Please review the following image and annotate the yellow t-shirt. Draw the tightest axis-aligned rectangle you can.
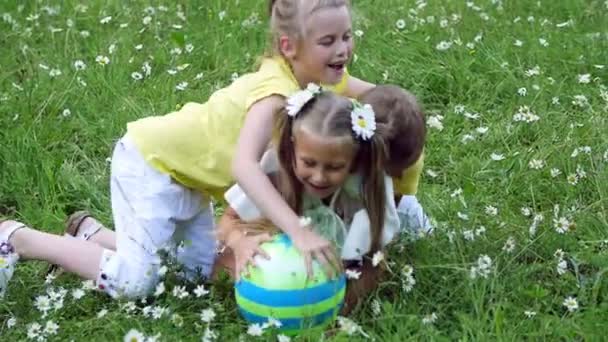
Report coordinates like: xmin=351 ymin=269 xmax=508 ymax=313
xmin=392 ymin=153 xmax=424 ymax=196
xmin=126 ymin=57 xmax=349 ymax=199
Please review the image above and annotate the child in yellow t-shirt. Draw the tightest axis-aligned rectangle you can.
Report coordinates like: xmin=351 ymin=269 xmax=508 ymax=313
xmin=0 ymin=0 xmax=375 ymax=299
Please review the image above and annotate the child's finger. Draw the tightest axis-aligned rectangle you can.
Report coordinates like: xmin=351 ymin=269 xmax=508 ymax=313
xmin=324 ymin=247 xmax=342 ymax=274
xmin=314 ymin=250 xmax=336 ymax=279
xmin=304 ymin=252 xmax=313 ymax=280
xmin=255 ymin=247 xmax=271 ymax=260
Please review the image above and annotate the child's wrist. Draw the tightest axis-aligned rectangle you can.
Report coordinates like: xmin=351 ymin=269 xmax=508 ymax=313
xmin=225 ymin=229 xmax=245 ymax=249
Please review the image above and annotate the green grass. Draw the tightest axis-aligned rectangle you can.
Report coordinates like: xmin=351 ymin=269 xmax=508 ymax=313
xmin=1 ymin=0 xmax=607 ymax=340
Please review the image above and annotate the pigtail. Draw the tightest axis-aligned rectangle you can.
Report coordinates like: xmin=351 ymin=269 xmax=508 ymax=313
xmin=359 ymin=124 xmax=389 ymax=254
xmin=274 ymin=107 xmax=303 ymax=214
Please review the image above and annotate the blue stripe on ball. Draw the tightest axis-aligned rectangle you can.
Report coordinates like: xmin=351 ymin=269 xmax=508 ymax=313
xmin=238 ymin=305 xmax=342 ymax=329
xmin=235 ymin=275 xmax=346 ymax=307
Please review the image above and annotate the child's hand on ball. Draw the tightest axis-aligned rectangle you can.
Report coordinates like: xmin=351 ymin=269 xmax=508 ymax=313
xmin=231 ymin=232 xmax=272 ymax=281
xmin=289 ymin=227 xmax=342 ymax=280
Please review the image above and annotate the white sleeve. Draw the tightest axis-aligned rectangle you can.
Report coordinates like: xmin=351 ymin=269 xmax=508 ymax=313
xmin=223 ymin=149 xmax=279 ymax=221
xmin=340 ymin=175 xmax=400 ymax=260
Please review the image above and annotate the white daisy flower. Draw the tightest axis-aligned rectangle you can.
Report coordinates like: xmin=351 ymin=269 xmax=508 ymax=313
xmin=44 ymin=320 xmax=59 ymax=335
xmin=72 ymin=288 xmax=85 ymax=300
xmin=351 ymin=103 xmax=376 ymax=140
xmin=123 ymin=328 xmax=145 ymax=342
xmin=491 ymin=153 xmax=505 ymax=161
xmin=175 ymin=81 xmax=188 ymax=91
xmin=577 ymin=74 xmax=591 ymax=84
xmin=131 ymin=72 xmax=143 ymax=81
xmin=422 ymin=312 xmax=438 ymax=324
xmin=100 ymin=16 xmax=112 ymax=24
xmin=524 ymin=310 xmax=537 ymax=318
xmin=427 ymin=115 xmax=444 ymax=131
xmin=194 ymin=284 xmax=209 ymax=297
xmin=73 ymin=60 xmax=86 ymax=70
xmin=247 ymin=323 xmax=264 ymax=336
xmin=563 ymin=296 xmax=578 ymax=312
xmin=200 ymin=308 xmax=216 ymax=323
xmin=154 ymin=282 xmax=165 ymax=297
xmin=7 ymin=317 xmax=16 ymax=328
xmin=95 ymin=55 xmax=110 ymax=66
xmin=345 ymin=269 xmax=361 ymax=279
xmin=372 ymin=250 xmax=384 ymax=267
xmin=285 ymin=83 xmax=320 ymax=117
xmin=395 ymin=19 xmax=406 ymax=29
xmin=277 ymin=334 xmax=291 ymax=342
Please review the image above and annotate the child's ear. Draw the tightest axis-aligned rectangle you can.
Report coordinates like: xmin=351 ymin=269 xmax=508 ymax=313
xmin=280 ymin=35 xmax=297 ymax=59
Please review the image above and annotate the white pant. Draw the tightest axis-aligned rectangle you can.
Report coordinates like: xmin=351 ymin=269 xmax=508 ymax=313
xmin=96 ymin=136 xmax=217 ymax=298
xmin=397 ymin=195 xmax=433 ymax=236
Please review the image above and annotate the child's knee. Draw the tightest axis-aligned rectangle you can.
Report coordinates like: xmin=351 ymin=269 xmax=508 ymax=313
xmin=96 ymin=249 xmax=160 ymax=299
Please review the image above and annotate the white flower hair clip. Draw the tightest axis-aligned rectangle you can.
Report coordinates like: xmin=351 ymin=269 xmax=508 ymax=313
xmin=351 ymin=101 xmax=376 ymax=140
xmin=285 ymin=83 xmax=321 ymax=117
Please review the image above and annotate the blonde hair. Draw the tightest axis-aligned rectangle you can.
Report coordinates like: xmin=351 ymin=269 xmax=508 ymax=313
xmin=274 ymin=92 xmax=389 ymax=254
xmin=267 ymin=0 xmax=350 ymax=56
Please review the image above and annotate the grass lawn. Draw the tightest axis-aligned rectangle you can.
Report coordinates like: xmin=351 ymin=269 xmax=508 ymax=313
xmin=1 ymin=0 xmax=607 ymax=340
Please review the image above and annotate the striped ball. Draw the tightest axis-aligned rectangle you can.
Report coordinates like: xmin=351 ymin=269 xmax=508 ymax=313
xmin=235 ymin=234 xmax=345 ymax=334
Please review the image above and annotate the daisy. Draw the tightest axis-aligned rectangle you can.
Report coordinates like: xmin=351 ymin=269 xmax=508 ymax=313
xmin=277 ymin=334 xmax=291 ymax=342
xmin=422 ymin=312 xmax=438 ymax=324
xmin=577 ymin=74 xmax=591 ymax=84
xmin=73 ymin=60 xmax=86 ymax=70
xmin=285 ymin=83 xmax=320 ymax=117
xmin=372 ymin=250 xmax=384 ymax=267
xmin=490 ymin=153 xmax=505 ymax=161
xmin=345 ymin=269 xmax=361 ymax=279
xmin=194 ymin=284 xmax=209 ymax=297
xmin=154 ymin=282 xmax=165 ymax=297
xmin=563 ymin=296 xmax=578 ymax=312
xmin=524 ymin=310 xmax=537 ymax=318
xmin=202 ymin=327 xmax=218 ymax=342
xmin=175 ymin=81 xmax=188 ymax=91
xmin=550 ymin=168 xmax=561 ymax=177
xmin=395 ymin=19 xmax=406 ymax=29
xmin=556 ymin=259 xmax=568 ymax=275
xmin=502 ymin=237 xmax=516 ymax=253
xmin=72 ymin=288 xmax=85 ymax=300
xmin=427 ymin=115 xmax=444 ymax=130
xmin=435 ymin=41 xmax=452 ymax=51
xmin=95 ymin=55 xmax=110 ymax=66
xmin=351 ymin=103 xmax=376 ymax=140
xmin=200 ymin=308 xmax=216 ymax=323
xmin=131 ymin=72 xmax=143 ymax=81
xmin=528 ymin=159 xmax=545 ymax=169
xmin=123 ymin=328 xmax=145 ymax=342
xmin=247 ymin=323 xmax=264 ymax=336
xmin=100 ymin=16 xmax=112 ymax=24
xmin=171 ymin=285 xmax=189 ymax=299
xmin=49 ymin=69 xmax=62 ymax=77
xmin=485 ymin=205 xmax=498 ymax=216
xmin=44 ymin=320 xmax=59 ymax=335
xmin=7 ymin=317 xmax=16 ymax=328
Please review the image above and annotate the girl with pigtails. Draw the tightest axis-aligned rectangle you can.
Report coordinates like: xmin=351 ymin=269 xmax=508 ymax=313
xmin=216 ymin=86 xmax=404 ymax=315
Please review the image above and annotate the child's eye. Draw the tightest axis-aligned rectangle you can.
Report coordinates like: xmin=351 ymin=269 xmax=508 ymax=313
xmin=343 ymin=33 xmax=352 ymax=41
xmin=319 ymin=37 xmax=335 ymax=46
xmin=303 ymin=160 xmax=316 ymax=167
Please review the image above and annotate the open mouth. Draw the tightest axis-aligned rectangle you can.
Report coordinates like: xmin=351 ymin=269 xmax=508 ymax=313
xmin=328 ymin=62 xmax=345 ymax=71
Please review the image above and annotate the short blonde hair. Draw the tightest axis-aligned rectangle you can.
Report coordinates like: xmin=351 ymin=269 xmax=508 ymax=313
xmin=267 ymin=0 xmax=350 ymax=56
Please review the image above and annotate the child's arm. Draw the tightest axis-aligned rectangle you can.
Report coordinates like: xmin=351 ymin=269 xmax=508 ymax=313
xmin=343 ymin=76 xmax=375 ymax=99
xmin=232 ymin=96 xmax=341 ymax=277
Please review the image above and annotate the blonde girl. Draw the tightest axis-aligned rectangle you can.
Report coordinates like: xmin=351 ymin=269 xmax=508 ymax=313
xmin=0 ymin=0 xmax=373 ymax=299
